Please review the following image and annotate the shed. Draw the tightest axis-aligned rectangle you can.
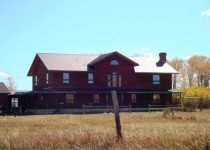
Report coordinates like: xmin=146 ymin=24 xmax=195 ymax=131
xmin=0 ymin=82 xmax=10 ymax=109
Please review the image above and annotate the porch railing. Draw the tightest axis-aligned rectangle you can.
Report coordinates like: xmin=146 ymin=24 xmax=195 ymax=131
xmin=148 ymin=104 xmax=181 ymax=112
xmin=82 ymin=104 xmax=132 ymax=114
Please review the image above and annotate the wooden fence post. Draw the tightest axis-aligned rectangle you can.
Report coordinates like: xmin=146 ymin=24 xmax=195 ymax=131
xmin=83 ymin=104 xmax=85 ymax=114
xmin=111 ymin=90 xmax=123 ymax=140
xmin=148 ymin=104 xmax=150 ymax=113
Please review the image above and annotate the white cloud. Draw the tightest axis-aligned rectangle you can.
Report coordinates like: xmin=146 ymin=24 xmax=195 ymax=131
xmin=0 ymin=72 xmax=10 ymax=77
xmin=201 ymin=9 xmax=210 ymax=17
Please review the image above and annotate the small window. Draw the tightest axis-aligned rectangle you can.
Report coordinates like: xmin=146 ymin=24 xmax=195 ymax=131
xmin=34 ymin=75 xmax=38 ymax=86
xmin=153 ymin=94 xmax=160 ymax=103
xmin=46 ymin=73 xmax=49 ymax=84
xmin=94 ymin=94 xmax=100 ymax=103
xmin=88 ymin=73 xmax=94 ymax=84
xmin=63 ymin=73 xmax=70 ymax=84
xmin=65 ymin=94 xmax=74 ymax=103
xmin=153 ymin=75 xmax=160 ymax=84
xmin=131 ymin=94 xmax=137 ymax=103
xmin=11 ymin=98 xmax=18 ymax=107
xmin=110 ymin=60 xmax=119 ymax=65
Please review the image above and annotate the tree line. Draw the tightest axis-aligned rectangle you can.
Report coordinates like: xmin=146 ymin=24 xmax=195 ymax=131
xmin=168 ymin=55 xmax=210 ymax=88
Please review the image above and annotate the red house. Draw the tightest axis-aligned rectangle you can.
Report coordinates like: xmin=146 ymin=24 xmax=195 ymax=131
xmin=25 ymin=51 xmax=180 ymax=113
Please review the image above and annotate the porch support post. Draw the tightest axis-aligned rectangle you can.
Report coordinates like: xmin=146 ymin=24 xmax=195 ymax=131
xmin=121 ymin=93 xmax=124 ymax=105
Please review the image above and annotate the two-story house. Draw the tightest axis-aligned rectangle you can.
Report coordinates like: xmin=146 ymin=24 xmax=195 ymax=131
xmin=24 ymin=51 xmax=180 ymax=113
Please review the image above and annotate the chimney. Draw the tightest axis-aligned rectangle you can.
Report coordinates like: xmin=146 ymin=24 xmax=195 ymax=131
xmin=156 ymin=52 xmax=167 ymax=67
xmin=159 ymin=52 xmax=167 ymax=62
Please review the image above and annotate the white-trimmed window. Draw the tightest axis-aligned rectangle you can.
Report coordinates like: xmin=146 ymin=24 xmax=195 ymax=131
xmin=34 ymin=75 xmax=38 ymax=86
xmin=153 ymin=75 xmax=160 ymax=84
xmin=88 ymin=73 xmax=94 ymax=84
xmin=94 ymin=94 xmax=100 ymax=103
xmin=110 ymin=60 xmax=119 ymax=65
xmin=107 ymin=75 xmax=111 ymax=87
xmin=131 ymin=94 xmax=137 ymax=103
xmin=118 ymin=75 xmax=122 ymax=87
xmin=63 ymin=73 xmax=70 ymax=84
xmin=11 ymin=98 xmax=18 ymax=107
xmin=107 ymin=73 xmax=122 ymax=87
xmin=153 ymin=94 xmax=161 ymax=103
xmin=46 ymin=73 xmax=49 ymax=84
xmin=112 ymin=72 xmax=117 ymax=87
xmin=65 ymin=94 xmax=74 ymax=103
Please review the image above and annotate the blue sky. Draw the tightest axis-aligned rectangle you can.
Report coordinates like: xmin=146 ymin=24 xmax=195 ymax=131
xmin=0 ymin=0 xmax=210 ymax=90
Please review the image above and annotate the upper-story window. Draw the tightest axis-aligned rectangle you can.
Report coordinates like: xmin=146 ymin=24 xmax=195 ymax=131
xmin=118 ymin=75 xmax=122 ymax=87
xmin=153 ymin=75 xmax=160 ymax=84
xmin=112 ymin=72 xmax=117 ymax=87
xmin=107 ymin=75 xmax=111 ymax=87
xmin=63 ymin=73 xmax=70 ymax=84
xmin=110 ymin=60 xmax=119 ymax=65
xmin=107 ymin=73 xmax=122 ymax=87
xmin=88 ymin=73 xmax=94 ymax=84
xmin=46 ymin=73 xmax=49 ymax=84
xmin=34 ymin=75 xmax=38 ymax=86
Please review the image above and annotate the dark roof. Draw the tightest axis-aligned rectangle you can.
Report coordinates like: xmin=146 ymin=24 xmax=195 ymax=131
xmin=9 ymin=90 xmax=31 ymax=95
xmin=0 ymin=82 xmax=10 ymax=94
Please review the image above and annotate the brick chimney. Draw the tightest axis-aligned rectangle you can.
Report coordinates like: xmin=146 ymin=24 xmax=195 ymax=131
xmin=159 ymin=52 xmax=167 ymax=62
xmin=156 ymin=52 xmax=167 ymax=67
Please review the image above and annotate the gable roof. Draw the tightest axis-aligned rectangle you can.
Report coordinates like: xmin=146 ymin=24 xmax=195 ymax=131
xmin=28 ymin=52 xmax=178 ymax=75
xmin=0 ymin=82 xmax=10 ymax=94
xmin=131 ymin=56 xmax=177 ymax=74
xmin=88 ymin=51 xmax=139 ymax=66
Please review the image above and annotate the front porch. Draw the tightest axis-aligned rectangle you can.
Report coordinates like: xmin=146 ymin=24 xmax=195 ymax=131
xmin=9 ymin=89 xmax=182 ymax=114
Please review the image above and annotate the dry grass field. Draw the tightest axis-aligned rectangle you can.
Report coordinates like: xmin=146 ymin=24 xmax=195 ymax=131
xmin=0 ymin=110 xmax=210 ymax=150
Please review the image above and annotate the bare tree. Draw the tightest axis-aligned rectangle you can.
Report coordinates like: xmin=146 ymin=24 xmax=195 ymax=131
xmin=188 ymin=55 xmax=210 ymax=87
xmin=7 ymin=76 xmax=17 ymax=91
xmin=168 ymin=58 xmax=186 ymax=88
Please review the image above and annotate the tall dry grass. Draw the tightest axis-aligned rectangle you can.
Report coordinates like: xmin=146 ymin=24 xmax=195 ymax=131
xmin=0 ymin=110 xmax=210 ymax=149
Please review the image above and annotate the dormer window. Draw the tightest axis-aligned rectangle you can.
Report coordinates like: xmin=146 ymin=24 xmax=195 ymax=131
xmin=110 ymin=60 xmax=119 ymax=65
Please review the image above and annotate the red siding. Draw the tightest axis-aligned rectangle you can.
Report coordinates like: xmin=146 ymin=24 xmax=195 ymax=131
xmin=31 ymin=53 xmax=172 ymax=91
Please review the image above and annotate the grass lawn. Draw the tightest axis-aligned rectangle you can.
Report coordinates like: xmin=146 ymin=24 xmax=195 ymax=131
xmin=0 ymin=110 xmax=210 ymax=150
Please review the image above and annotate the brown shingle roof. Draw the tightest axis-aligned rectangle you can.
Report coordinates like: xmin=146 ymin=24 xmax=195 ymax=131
xmin=0 ymin=82 xmax=10 ymax=94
